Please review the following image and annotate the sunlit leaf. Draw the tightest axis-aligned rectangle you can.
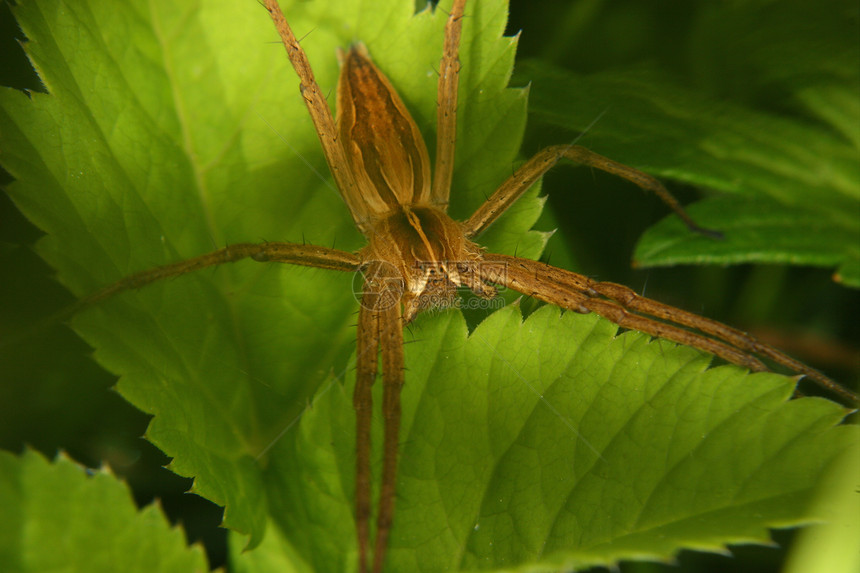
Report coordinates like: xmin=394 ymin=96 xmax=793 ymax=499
xmin=0 ymin=449 xmax=209 ymax=573
xmin=248 ymin=306 xmax=856 ymax=571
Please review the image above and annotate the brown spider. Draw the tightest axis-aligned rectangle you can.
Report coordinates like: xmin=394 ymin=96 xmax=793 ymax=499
xmin=24 ymin=0 xmax=855 ymax=572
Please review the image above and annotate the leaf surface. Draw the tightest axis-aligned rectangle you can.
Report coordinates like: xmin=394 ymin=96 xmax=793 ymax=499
xmin=518 ymin=0 xmax=860 ymax=286
xmin=0 ymin=449 xmax=209 ymax=573
xmin=0 ymin=0 xmax=536 ymax=552
xmin=238 ymin=306 xmax=856 ymax=572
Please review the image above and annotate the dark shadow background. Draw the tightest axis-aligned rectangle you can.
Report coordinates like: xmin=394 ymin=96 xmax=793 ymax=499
xmin=1 ymin=0 xmax=857 ymax=571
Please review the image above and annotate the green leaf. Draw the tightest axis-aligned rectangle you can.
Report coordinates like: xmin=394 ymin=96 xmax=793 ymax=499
xmin=237 ymin=306 xmax=856 ymax=572
xmin=0 ymin=0 xmax=537 ymax=552
xmin=634 ymin=195 xmax=860 ymax=279
xmin=517 ymin=0 xmax=860 ymax=287
xmin=0 ymin=449 xmax=209 ymax=573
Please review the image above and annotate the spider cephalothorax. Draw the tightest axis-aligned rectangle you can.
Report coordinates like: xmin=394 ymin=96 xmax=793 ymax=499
xmin=361 ymin=205 xmax=493 ymax=321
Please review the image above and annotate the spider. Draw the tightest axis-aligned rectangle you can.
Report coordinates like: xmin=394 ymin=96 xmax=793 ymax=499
xmin=6 ymin=0 xmax=855 ymax=572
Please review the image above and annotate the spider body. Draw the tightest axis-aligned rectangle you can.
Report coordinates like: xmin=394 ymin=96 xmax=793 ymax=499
xmin=336 ymin=44 xmax=493 ymax=322
xmin=361 ymin=205 xmax=491 ymax=321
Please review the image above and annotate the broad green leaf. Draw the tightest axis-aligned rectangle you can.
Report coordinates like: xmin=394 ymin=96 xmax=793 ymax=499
xmin=0 ymin=449 xmax=209 ymax=573
xmin=0 ymin=0 xmax=537 ymax=553
xmin=236 ymin=306 xmax=856 ymax=572
xmin=517 ymin=0 xmax=860 ymax=287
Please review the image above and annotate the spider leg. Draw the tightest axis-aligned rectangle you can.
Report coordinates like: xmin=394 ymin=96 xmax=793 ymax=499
xmin=430 ymin=0 xmax=467 ymax=207
xmin=584 ymin=280 xmax=857 ymax=401
xmin=29 ymin=242 xmax=358 ymax=337
xmin=355 ymin=293 xmax=381 ymax=573
xmin=479 ymin=254 xmax=858 ymax=402
xmin=355 ymin=262 xmax=406 ymax=573
xmin=263 ymin=0 xmax=363 ymax=229
xmin=463 ymin=144 xmax=720 ymax=239
xmin=373 ymin=299 xmax=405 ymax=573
